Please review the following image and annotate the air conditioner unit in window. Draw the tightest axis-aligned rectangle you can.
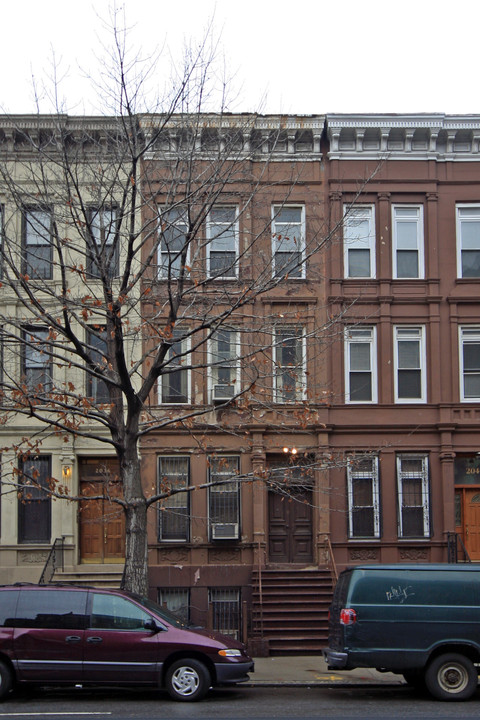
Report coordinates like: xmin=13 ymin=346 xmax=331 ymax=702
xmin=211 ymin=523 xmax=239 ymax=540
xmin=213 ymin=384 xmax=235 ymax=403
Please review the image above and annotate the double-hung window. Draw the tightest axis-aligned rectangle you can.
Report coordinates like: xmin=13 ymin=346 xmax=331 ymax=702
xmin=343 ymin=205 xmax=375 ymax=278
xmin=459 ymin=326 xmax=480 ymax=401
xmin=87 ymin=208 xmax=118 ymax=278
xmin=457 ymin=205 xmax=480 ymax=278
xmin=207 ymin=207 xmax=238 ymax=278
xmin=208 ymin=455 xmax=240 ymax=540
xmin=274 ymin=327 xmax=306 ymax=402
xmin=272 ymin=205 xmax=305 ymax=278
xmin=158 ymin=456 xmax=190 ymax=541
xmin=86 ymin=328 xmax=109 ymax=404
xmin=23 ymin=327 xmax=53 ymax=394
xmin=18 ymin=455 xmax=52 ymax=543
xmin=160 ymin=331 xmax=190 ymax=404
xmin=397 ymin=454 xmax=430 ymax=538
xmin=23 ymin=208 xmax=52 ymax=279
xmin=345 ymin=326 xmax=377 ymax=403
xmin=394 ymin=326 xmax=426 ymax=403
xmin=347 ymin=455 xmax=380 ymax=538
xmin=209 ymin=329 xmax=239 ymax=403
xmin=393 ymin=205 xmax=424 ymax=279
xmin=158 ymin=207 xmax=189 ymax=278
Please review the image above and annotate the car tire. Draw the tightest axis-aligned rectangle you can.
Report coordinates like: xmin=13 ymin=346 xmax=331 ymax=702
xmin=0 ymin=660 xmax=13 ymax=700
xmin=165 ymin=658 xmax=210 ymax=702
xmin=425 ymin=653 xmax=478 ymax=701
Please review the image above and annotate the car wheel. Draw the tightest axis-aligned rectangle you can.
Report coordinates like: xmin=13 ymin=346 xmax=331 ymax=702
xmin=425 ymin=653 xmax=478 ymax=701
xmin=165 ymin=658 xmax=210 ymax=702
xmin=0 ymin=660 xmax=13 ymax=700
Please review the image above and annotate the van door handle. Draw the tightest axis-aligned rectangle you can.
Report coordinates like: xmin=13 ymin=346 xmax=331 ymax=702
xmin=86 ymin=636 xmax=103 ymax=644
xmin=65 ymin=636 xmax=81 ymax=643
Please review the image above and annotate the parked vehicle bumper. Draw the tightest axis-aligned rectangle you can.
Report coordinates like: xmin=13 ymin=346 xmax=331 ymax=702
xmin=215 ymin=660 xmax=254 ymax=684
xmin=324 ymin=649 xmax=348 ymax=669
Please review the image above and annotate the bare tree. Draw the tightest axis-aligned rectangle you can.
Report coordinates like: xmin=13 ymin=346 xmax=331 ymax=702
xmin=0 ymin=16 xmax=359 ymax=595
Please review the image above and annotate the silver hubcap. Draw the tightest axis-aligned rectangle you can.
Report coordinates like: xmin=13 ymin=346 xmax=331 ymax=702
xmin=171 ymin=666 xmax=200 ymax=696
xmin=438 ymin=662 xmax=469 ymax=694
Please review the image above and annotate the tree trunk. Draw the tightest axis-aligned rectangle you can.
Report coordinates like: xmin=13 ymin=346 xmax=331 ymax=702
xmin=120 ymin=454 xmax=149 ymax=596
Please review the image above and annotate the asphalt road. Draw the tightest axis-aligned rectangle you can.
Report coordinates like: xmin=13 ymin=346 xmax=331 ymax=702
xmin=1 ymin=684 xmax=480 ymax=720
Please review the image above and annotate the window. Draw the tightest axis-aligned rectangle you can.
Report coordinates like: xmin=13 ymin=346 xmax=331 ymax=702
xmin=158 ymin=207 xmax=189 ymax=278
xmin=347 ymin=456 xmax=380 ymax=538
xmin=86 ymin=328 xmax=109 ymax=403
xmin=393 ymin=205 xmax=424 ymax=278
xmin=343 ymin=205 xmax=375 ymax=278
xmin=209 ymin=329 xmax=239 ymax=403
xmin=208 ymin=456 xmax=240 ymax=540
xmin=459 ymin=326 xmax=480 ymax=401
xmin=209 ymin=588 xmax=241 ymax=639
xmin=457 ymin=205 xmax=480 ymax=278
xmin=23 ymin=327 xmax=53 ymax=394
xmin=272 ymin=205 xmax=305 ymax=278
xmin=18 ymin=455 xmax=52 ymax=543
xmin=160 ymin=331 xmax=189 ymax=404
xmin=207 ymin=207 xmax=238 ymax=278
xmin=394 ymin=326 xmax=426 ymax=403
xmin=87 ymin=207 xmax=118 ymax=278
xmin=274 ymin=327 xmax=306 ymax=402
xmin=397 ymin=454 xmax=430 ymax=538
xmin=23 ymin=208 xmax=52 ymax=279
xmin=14 ymin=590 xmax=87 ymax=629
xmin=158 ymin=456 xmax=190 ymax=541
xmin=91 ymin=593 xmax=151 ymax=631
xmin=345 ymin=326 xmax=377 ymax=403
xmin=158 ymin=588 xmax=190 ymax=624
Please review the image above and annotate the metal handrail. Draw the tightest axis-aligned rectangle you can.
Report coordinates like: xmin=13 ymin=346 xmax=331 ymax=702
xmin=38 ymin=536 xmax=65 ymax=585
xmin=446 ymin=531 xmax=471 ymax=563
xmin=322 ymin=533 xmax=338 ymax=587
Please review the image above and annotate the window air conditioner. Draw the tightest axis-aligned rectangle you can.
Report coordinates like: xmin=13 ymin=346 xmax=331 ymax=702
xmin=213 ymin=384 xmax=235 ymax=403
xmin=211 ymin=523 xmax=239 ymax=540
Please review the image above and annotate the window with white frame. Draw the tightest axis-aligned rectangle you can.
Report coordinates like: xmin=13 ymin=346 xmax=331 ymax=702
xmin=87 ymin=207 xmax=118 ymax=278
xmin=158 ymin=207 xmax=189 ymax=278
xmin=459 ymin=326 xmax=480 ymax=401
xmin=457 ymin=205 xmax=480 ymax=278
xmin=22 ymin=327 xmax=53 ymax=394
xmin=23 ymin=208 xmax=52 ymax=279
xmin=208 ymin=456 xmax=240 ymax=540
xmin=209 ymin=329 xmax=239 ymax=403
xmin=160 ymin=331 xmax=190 ymax=404
xmin=274 ymin=326 xmax=306 ymax=402
xmin=272 ymin=205 xmax=305 ymax=278
xmin=343 ymin=205 xmax=375 ymax=278
xmin=347 ymin=455 xmax=380 ymax=538
xmin=207 ymin=207 xmax=238 ymax=278
xmin=345 ymin=326 xmax=377 ymax=403
xmin=158 ymin=456 xmax=190 ymax=541
xmin=397 ymin=454 xmax=430 ymax=538
xmin=394 ymin=326 xmax=426 ymax=403
xmin=393 ymin=205 xmax=424 ymax=279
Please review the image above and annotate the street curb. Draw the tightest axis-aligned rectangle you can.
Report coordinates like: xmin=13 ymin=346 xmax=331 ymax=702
xmin=244 ymin=681 xmax=405 ymax=688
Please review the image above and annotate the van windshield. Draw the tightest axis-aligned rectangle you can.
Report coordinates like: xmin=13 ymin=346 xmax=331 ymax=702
xmin=128 ymin=593 xmax=191 ymax=629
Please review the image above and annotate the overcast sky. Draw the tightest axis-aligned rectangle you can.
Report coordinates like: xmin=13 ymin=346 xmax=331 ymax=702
xmin=2 ymin=0 xmax=478 ymax=117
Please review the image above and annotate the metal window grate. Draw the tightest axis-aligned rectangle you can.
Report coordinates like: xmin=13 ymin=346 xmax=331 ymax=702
xmin=158 ymin=587 xmax=190 ymax=624
xmin=209 ymin=588 xmax=240 ymax=639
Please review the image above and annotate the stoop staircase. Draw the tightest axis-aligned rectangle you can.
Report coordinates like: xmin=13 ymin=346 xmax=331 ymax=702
xmin=251 ymin=567 xmax=334 ymax=655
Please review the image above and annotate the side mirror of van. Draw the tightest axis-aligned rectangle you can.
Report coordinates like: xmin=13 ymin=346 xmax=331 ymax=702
xmin=144 ymin=618 xmax=161 ymax=633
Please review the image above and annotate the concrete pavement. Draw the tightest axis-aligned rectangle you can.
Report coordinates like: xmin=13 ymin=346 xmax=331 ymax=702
xmin=248 ymin=655 xmax=404 ymax=686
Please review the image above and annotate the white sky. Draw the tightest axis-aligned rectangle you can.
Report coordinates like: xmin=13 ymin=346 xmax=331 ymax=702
xmin=2 ymin=0 xmax=479 ymax=116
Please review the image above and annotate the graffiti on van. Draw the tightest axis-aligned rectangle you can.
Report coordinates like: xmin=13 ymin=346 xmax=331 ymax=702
xmin=385 ymin=585 xmax=414 ymax=603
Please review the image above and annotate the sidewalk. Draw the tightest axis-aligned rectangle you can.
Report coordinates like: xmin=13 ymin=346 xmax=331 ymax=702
xmin=248 ymin=655 xmax=404 ymax=687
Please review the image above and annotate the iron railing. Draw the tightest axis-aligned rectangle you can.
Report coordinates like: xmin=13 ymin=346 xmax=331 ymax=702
xmin=446 ymin=532 xmax=471 ymax=563
xmin=39 ymin=536 xmax=65 ymax=585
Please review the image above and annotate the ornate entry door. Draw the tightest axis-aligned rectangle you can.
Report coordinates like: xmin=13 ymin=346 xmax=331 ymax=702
xmin=268 ymin=486 xmax=313 ymax=564
xmin=79 ymin=458 xmax=125 ymax=563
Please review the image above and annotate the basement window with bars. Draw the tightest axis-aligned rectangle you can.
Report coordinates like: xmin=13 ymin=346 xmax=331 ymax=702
xmin=208 ymin=456 xmax=240 ymax=540
xmin=209 ymin=588 xmax=241 ymax=639
xmin=158 ymin=588 xmax=190 ymax=625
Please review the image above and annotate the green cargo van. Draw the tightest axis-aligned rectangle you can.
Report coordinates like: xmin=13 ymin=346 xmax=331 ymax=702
xmin=324 ymin=564 xmax=480 ymax=701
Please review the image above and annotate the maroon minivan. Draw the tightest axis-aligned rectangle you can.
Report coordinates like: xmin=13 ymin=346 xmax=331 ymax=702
xmin=0 ymin=584 xmax=254 ymax=701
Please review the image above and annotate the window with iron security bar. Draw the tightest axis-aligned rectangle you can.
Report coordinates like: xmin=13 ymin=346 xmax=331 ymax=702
xmin=208 ymin=456 xmax=240 ymax=540
xmin=347 ymin=456 xmax=380 ymax=538
xmin=158 ymin=588 xmax=190 ymax=624
xmin=397 ymin=454 xmax=430 ymax=538
xmin=209 ymin=588 xmax=241 ymax=639
xmin=158 ymin=456 xmax=190 ymax=541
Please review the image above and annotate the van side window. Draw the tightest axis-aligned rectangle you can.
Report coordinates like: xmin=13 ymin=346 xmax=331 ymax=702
xmin=0 ymin=590 xmax=18 ymax=627
xmin=90 ymin=593 xmax=151 ymax=631
xmin=14 ymin=590 xmax=87 ymax=629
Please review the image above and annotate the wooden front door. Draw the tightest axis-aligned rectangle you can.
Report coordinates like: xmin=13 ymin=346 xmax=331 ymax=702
xmin=456 ymin=488 xmax=480 ymax=561
xmin=268 ymin=487 xmax=313 ymax=563
xmin=79 ymin=458 xmax=125 ymax=563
